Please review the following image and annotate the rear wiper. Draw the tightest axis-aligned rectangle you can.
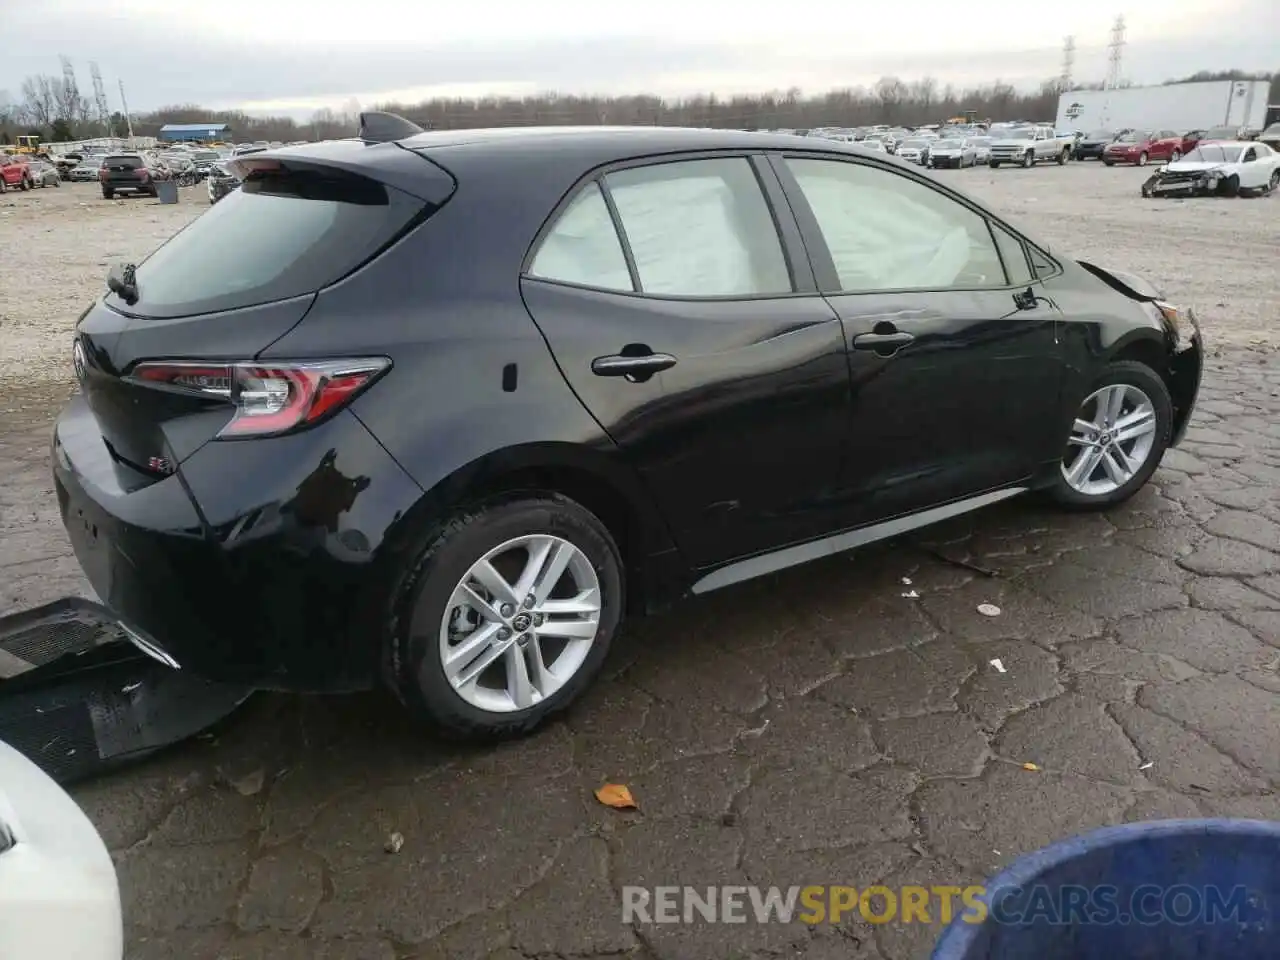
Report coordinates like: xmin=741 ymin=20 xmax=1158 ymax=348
xmin=107 ymin=262 xmax=139 ymax=305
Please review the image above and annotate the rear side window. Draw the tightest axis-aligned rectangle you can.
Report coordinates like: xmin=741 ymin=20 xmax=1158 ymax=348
xmin=112 ymin=164 xmax=426 ymax=318
xmin=527 ymin=182 xmax=633 ymax=292
xmin=604 ymin=158 xmax=792 ymax=297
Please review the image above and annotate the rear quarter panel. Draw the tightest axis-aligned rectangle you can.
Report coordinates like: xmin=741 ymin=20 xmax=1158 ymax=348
xmin=257 ymin=194 xmax=676 ymax=561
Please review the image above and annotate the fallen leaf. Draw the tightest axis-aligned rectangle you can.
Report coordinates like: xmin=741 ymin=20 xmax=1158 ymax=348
xmin=989 ymin=658 xmax=1007 ymax=674
xmin=385 ymin=831 xmax=405 ymax=854
xmin=1021 ymin=762 xmax=1040 ymax=772
xmin=595 ymin=783 xmax=638 ymax=809
xmin=977 ymin=603 xmax=1002 ymax=617
xmin=230 ymin=769 xmax=265 ymax=796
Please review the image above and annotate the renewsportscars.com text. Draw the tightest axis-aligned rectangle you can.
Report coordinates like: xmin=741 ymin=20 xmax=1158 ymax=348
xmin=621 ymin=884 xmax=1255 ymax=926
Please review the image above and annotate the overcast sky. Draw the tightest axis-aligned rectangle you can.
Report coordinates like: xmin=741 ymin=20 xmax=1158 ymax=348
xmin=3 ymin=0 xmax=1275 ymax=118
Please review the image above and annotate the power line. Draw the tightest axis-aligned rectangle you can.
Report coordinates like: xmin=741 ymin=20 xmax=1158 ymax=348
xmin=1105 ymin=15 xmax=1126 ymax=89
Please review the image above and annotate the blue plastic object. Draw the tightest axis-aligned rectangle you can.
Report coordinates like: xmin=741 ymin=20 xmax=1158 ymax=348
xmin=932 ymin=819 xmax=1278 ymax=960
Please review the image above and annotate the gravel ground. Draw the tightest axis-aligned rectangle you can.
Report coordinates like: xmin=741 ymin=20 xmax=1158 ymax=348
xmin=0 ymin=162 xmax=1275 ymax=390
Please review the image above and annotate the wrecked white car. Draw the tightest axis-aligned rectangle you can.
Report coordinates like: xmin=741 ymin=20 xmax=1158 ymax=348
xmin=1141 ymin=141 xmax=1280 ymax=198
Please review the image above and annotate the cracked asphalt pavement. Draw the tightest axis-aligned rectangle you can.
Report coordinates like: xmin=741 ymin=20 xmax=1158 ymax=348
xmin=0 ymin=352 xmax=1276 ymax=960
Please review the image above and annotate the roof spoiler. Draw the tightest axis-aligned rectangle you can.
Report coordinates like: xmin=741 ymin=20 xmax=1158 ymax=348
xmin=358 ymin=111 xmax=426 ymax=144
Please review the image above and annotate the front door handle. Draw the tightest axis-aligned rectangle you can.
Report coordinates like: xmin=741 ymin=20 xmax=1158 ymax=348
xmin=591 ymin=352 xmax=677 ymax=382
xmin=852 ymin=331 xmax=915 ymax=353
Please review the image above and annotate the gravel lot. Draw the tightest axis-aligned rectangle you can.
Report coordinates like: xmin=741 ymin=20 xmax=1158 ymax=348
xmin=1 ymin=162 xmax=1276 ymax=392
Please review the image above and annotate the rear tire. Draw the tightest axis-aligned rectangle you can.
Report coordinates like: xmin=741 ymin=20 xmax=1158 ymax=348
xmin=388 ymin=494 xmax=624 ymax=740
xmin=989 ymin=160 xmax=1001 ymax=168
xmin=1104 ymin=159 xmax=1115 ymax=167
xmin=1047 ymin=361 xmax=1173 ymax=510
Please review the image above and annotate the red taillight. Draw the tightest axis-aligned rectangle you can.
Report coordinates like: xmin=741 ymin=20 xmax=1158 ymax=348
xmin=129 ymin=359 xmax=390 ymax=438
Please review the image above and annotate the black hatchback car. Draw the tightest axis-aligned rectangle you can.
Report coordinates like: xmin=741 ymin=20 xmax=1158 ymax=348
xmin=53 ymin=114 xmax=1203 ymax=739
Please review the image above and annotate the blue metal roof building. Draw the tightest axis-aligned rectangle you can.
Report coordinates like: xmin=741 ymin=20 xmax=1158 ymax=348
xmin=158 ymin=123 xmax=231 ymax=142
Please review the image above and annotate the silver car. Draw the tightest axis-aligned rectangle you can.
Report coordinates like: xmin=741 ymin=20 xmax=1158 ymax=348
xmin=968 ymin=136 xmax=994 ymax=164
xmin=928 ymin=138 xmax=978 ymax=169
xmin=895 ymin=138 xmax=932 ymax=165
xmin=69 ymin=160 xmax=103 ymax=182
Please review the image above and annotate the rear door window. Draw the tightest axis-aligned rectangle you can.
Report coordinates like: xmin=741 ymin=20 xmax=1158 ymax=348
xmin=110 ymin=163 xmax=427 ymax=319
xmin=603 ymin=158 xmax=793 ymax=297
xmin=527 ymin=182 xmax=633 ymax=292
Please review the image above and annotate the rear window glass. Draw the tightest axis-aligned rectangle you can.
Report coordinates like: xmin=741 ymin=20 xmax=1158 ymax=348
xmin=110 ymin=164 xmax=426 ymax=318
xmin=104 ymin=155 xmax=143 ymax=168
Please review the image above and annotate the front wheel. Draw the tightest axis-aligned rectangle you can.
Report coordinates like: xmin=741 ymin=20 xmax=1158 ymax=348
xmin=1057 ymin=148 xmax=1069 ymax=165
xmin=1048 ymin=361 xmax=1173 ymax=510
xmin=1022 ymin=151 xmax=1034 ymax=168
xmin=1170 ymin=150 xmax=1181 ymax=162
xmin=389 ymin=494 xmax=623 ymax=740
xmin=20 ymin=176 xmax=30 ymax=191
xmin=1137 ymin=151 xmax=1149 ymax=166
xmin=989 ymin=160 xmax=1000 ymax=168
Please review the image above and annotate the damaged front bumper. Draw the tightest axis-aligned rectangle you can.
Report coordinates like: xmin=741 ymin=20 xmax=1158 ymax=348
xmin=1166 ymin=306 xmax=1204 ymax=447
xmin=1141 ymin=170 xmax=1235 ymax=198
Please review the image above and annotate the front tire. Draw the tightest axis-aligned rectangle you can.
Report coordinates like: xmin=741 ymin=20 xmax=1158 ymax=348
xmin=1058 ymin=148 xmax=1069 ymax=165
xmin=1048 ymin=361 xmax=1173 ymax=510
xmin=389 ymin=494 xmax=623 ymax=740
xmin=1137 ymin=151 xmax=1149 ymax=166
xmin=1022 ymin=151 xmax=1034 ymax=168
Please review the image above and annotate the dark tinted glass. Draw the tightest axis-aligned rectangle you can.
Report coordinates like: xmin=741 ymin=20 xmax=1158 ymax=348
xmin=104 ymin=155 xmax=143 ymax=168
xmin=110 ymin=164 xmax=426 ymax=318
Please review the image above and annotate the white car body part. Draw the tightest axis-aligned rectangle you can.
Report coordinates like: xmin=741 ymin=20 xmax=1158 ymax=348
xmin=1161 ymin=140 xmax=1279 ymax=191
xmin=0 ymin=741 xmax=123 ymax=960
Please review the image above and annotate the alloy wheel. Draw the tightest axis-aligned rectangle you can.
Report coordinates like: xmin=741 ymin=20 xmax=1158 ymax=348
xmin=1061 ymin=384 xmax=1158 ymax=496
xmin=438 ymin=534 xmax=602 ymax=713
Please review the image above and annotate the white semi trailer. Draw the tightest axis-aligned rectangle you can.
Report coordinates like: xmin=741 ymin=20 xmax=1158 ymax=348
xmin=1056 ymin=80 xmax=1271 ymax=134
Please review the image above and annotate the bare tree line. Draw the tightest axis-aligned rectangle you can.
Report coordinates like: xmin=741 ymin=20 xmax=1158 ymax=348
xmin=3 ymin=68 xmax=1276 ymax=145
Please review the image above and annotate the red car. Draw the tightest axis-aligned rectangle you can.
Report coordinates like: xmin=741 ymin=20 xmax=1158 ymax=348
xmin=1102 ymin=130 xmax=1185 ymax=166
xmin=0 ymin=155 xmax=32 ymax=192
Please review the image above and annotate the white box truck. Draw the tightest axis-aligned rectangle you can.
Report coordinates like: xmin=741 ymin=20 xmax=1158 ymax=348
xmin=1056 ymin=80 xmax=1271 ymax=134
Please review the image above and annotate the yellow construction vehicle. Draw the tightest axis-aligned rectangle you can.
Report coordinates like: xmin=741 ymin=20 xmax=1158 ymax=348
xmin=14 ymin=135 xmax=41 ymax=155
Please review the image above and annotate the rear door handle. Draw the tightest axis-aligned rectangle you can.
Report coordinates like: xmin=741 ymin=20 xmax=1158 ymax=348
xmin=591 ymin=352 xmax=677 ymax=381
xmin=852 ymin=331 xmax=915 ymax=352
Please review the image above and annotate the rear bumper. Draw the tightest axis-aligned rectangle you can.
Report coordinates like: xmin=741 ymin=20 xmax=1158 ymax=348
xmin=52 ymin=394 xmax=424 ymax=692
xmin=0 ymin=742 xmax=122 ymax=960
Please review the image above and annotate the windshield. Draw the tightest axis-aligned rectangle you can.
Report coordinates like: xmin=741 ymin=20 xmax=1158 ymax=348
xmin=1117 ymin=132 xmax=1150 ymax=143
xmin=1005 ymin=127 xmax=1035 ymax=139
xmin=901 ymin=139 xmax=928 ymax=149
xmin=1086 ymin=130 xmax=1113 ymax=140
xmin=970 ymin=137 xmax=992 ymax=146
xmin=1180 ymin=145 xmax=1244 ymax=164
xmin=934 ymin=139 xmax=962 ymax=149
xmin=110 ymin=164 xmax=428 ymax=319
xmin=192 ymin=151 xmax=218 ymax=161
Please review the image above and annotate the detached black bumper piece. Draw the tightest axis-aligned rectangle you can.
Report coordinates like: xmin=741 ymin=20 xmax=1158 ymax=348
xmin=0 ymin=598 xmax=251 ymax=783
